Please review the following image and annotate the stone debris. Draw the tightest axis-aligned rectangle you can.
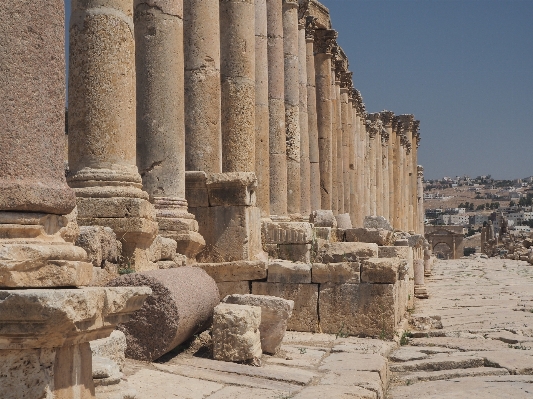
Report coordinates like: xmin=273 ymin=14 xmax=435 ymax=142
xmin=364 ymin=216 xmax=393 ymax=231
xmin=345 ymin=227 xmax=394 ymax=246
xmin=91 ymin=330 xmax=127 ymax=371
xmin=107 ymin=267 xmax=220 ymax=361
xmin=310 ymin=210 xmax=338 ymax=228
xmin=222 ymin=294 xmax=294 ymax=354
xmin=212 ymin=303 xmax=263 ymax=364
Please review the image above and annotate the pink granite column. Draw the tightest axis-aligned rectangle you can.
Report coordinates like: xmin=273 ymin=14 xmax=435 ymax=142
xmin=220 ymin=0 xmax=256 ymax=172
xmin=283 ymin=0 xmax=301 ymax=219
xmin=305 ymin=17 xmax=321 ymax=212
xmin=298 ymin=14 xmax=311 ymax=219
xmin=184 ymin=0 xmax=222 ymax=173
xmin=267 ymin=0 xmax=288 ymax=219
xmin=314 ymin=29 xmax=337 ymax=210
xmin=256 ymin=0 xmax=270 ymax=217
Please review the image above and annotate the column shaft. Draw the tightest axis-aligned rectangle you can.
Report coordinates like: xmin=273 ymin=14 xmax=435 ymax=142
xmin=330 ymin=66 xmax=338 ymax=214
xmin=341 ymin=88 xmax=351 ymax=216
xmin=335 ymin=79 xmax=344 ymax=214
xmin=255 ymin=0 xmax=270 ymax=217
xmin=283 ymin=0 xmax=301 ymax=217
xmin=368 ymin=129 xmax=377 ymax=216
xmin=349 ymin=104 xmax=357 ymax=225
xmin=184 ymin=0 xmax=222 ymax=173
xmin=267 ymin=0 xmax=288 ymax=218
xmin=375 ymin=126 xmax=383 ymax=217
xmin=220 ymin=0 xmax=255 ymax=172
xmin=298 ymin=21 xmax=311 ymax=219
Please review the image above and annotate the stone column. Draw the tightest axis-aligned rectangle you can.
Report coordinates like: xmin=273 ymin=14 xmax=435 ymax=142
xmin=374 ymin=117 xmax=383 ymax=217
xmin=398 ymin=114 xmax=413 ymax=231
xmin=412 ymin=123 xmax=421 ymax=233
xmin=360 ymin=108 xmax=370 ymax=220
xmin=334 ymin=62 xmax=344 ymax=215
xmin=330 ymin=57 xmax=338 ymax=214
xmin=69 ymin=0 xmax=158 ymax=271
xmin=267 ymin=0 xmax=288 ymax=219
xmin=381 ymin=111 xmax=395 ymax=228
xmin=220 ymin=0 xmax=255 ymax=173
xmin=381 ymin=121 xmax=390 ymax=223
xmin=283 ymin=0 xmax=301 ymax=219
xmin=256 ymin=0 xmax=270 ymax=218
xmin=314 ymin=29 xmax=337 ymax=210
xmin=340 ymin=74 xmax=353 ymax=217
xmin=353 ymin=90 xmax=366 ymax=226
xmin=417 ymin=165 xmax=425 ymax=235
xmin=0 ymin=3 xmax=149 ymax=395
xmin=298 ymin=15 xmax=311 ymax=220
xmin=305 ymin=17 xmax=321 ymax=212
xmin=393 ymin=117 xmax=403 ymax=230
xmin=135 ymin=0 xmax=205 ymax=260
xmin=349 ymin=97 xmax=357 ymax=225
xmin=366 ymin=120 xmax=378 ymax=216
xmin=184 ymin=0 xmax=222 ymax=173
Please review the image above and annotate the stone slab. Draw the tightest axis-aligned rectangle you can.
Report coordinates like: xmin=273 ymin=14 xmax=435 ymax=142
xmin=320 ymin=242 xmax=379 ymax=263
xmin=252 ymin=282 xmax=319 ymax=332
xmin=345 ymin=228 xmax=393 ymax=246
xmin=397 ymin=366 xmax=510 ymax=384
xmin=291 ymin=385 xmax=376 ymax=399
xmin=360 ymin=258 xmax=404 ymax=284
xmin=194 ymin=260 xmax=267 ymax=282
xmin=216 ymin=281 xmax=250 ymax=300
xmin=312 ymin=262 xmax=360 ymax=284
xmin=267 ymin=260 xmax=312 ymax=284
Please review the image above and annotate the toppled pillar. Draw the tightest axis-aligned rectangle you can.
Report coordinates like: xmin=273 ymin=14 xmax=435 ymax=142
xmin=414 ymin=259 xmax=429 ymax=299
xmin=108 ymin=267 xmax=220 ymax=361
xmin=68 ymin=0 xmax=158 ymax=271
xmin=135 ymin=0 xmax=205 ymax=261
xmin=187 ymin=172 xmax=264 ymax=262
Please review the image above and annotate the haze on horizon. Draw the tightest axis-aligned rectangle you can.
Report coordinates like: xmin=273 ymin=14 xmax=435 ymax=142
xmin=64 ymin=0 xmax=532 ymax=181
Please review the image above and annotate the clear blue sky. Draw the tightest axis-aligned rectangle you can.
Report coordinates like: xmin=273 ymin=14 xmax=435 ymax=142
xmin=323 ymin=0 xmax=533 ymax=180
xmin=65 ymin=0 xmax=532 ymax=180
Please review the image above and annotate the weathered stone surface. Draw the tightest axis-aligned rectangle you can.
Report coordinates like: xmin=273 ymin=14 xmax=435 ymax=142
xmin=267 ymin=260 xmax=312 ymax=284
xmin=361 ymin=258 xmax=407 ymax=284
xmin=76 ymin=226 xmax=122 ymax=268
xmin=346 ymin=228 xmax=394 ymax=246
xmin=312 ymin=262 xmax=360 ymax=284
xmin=262 ymin=221 xmax=314 ymax=244
xmin=320 ymin=242 xmax=379 ymax=263
xmin=252 ymin=282 xmax=319 ymax=332
xmin=216 ymin=281 xmax=251 ymax=300
xmin=90 ymin=330 xmax=127 ymax=372
xmin=409 ymin=314 xmax=443 ymax=331
xmin=310 ymin=210 xmax=337 ymax=228
xmin=483 ymin=350 xmax=533 ymax=375
xmin=92 ymin=355 xmax=121 ymax=384
xmin=148 ymin=234 xmax=178 ymax=263
xmin=292 ymin=385 xmax=376 ymax=399
xmin=389 ymin=353 xmax=485 ymax=372
xmin=107 ymin=267 xmax=220 ymax=361
xmin=277 ymin=243 xmax=312 ymax=263
xmin=389 ymin=348 xmax=429 ymax=362
xmin=223 ymin=294 xmax=294 ymax=354
xmin=212 ymin=303 xmax=262 ymax=363
xmin=378 ymin=246 xmax=411 ymax=259
xmin=335 ymin=213 xmax=353 ymax=229
xmin=319 ymin=283 xmax=397 ymax=338
xmin=364 ymin=216 xmax=393 ymax=231
xmin=194 ymin=260 xmax=267 ymax=282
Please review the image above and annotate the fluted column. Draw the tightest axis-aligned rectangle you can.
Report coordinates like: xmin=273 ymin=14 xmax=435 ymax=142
xmin=305 ymin=18 xmax=321 ymax=212
xmin=283 ymin=0 xmax=301 ymax=218
xmin=340 ymin=73 xmax=352 ymax=216
xmin=69 ymin=0 xmax=157 ymax=270
xmin=267 ymin=0 xmax=288 ymax=219
xmin=256 ymin=0 xmax=270 ymax=217
xmin=330 ymin=55 xmax=339 ymax=215
xmin=220 ymin=0 xmax=255 ymax=172
xmin=314 ymin=29 xmax=337 ymax=210
xmin=298 ymin=15 xmax=311 ymax=219
xmin=184 ymin=0 xmax=222 ymax=173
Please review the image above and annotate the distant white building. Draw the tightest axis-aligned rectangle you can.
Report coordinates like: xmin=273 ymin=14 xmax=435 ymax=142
xmin=508 ymin=212 xmax=524 ymax=224
xmin=474 ymin=214 xmax=489 ymax=225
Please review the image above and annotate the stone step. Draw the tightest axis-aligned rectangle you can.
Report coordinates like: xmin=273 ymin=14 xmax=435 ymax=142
xmin=389 ymin=354 xmax=485 ymax=372
xmin=396 ymin=366 xmax=510 ymax=384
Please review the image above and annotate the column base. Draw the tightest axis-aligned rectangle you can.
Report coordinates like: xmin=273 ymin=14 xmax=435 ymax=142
xmin=0 ymin=211 xmax=93 ymax=287
xmin=0 ymin=286 xmax=150 ymax=399
xmin=414 ymin=285 xmax=429 ymax=299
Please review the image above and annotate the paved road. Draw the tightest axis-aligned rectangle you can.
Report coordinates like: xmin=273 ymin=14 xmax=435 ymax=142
xmin=387 ymin=257 xmax=533 ymax=398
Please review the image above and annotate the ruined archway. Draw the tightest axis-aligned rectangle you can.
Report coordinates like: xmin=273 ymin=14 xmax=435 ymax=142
xmin=425 ymin=226 xmax=465 ymax=260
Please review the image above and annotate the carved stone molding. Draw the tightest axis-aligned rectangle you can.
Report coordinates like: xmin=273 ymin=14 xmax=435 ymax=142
xmin=305 ymin=16 xmax=317 ymax=40
xmin=314 ymin=29 xmax=337 ymax=54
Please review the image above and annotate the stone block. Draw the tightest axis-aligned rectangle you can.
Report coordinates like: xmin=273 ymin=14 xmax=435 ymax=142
xmin=394 ymin=239 xmax=409 ymax=246
xmin=107 ymin=267 xmax=220 ymax=361
xmin=361 ymin=258 xmax=406 ymax=284
xmin=252 ymin=282 xmax=319 ymax=332
xmin=76 ymin=197 xmax=156 ymax=220
xmin=206 ymin=172 xmax=257 ymax=206
xmin=378 ymin=246 xmax=412 ymax=259
xmin=216 ymin=281 xmax=251 ymax=300
xmin=312 ymin=262 xmax=360 ymax=284
xmin=319 ymin=283 xmax=397 ymax=338
xmin=262 ymin=220 xmax=313 ymax=244
xmin=335 ymin=213 xmax=352 ymax=229
xmin=148 ymin=235 xmax=177 ymax=262
xmin=364 ymin=216 xmax=393 ymax=231
xmin=277 ymin=243 xmax=311 ymax=263
xmin=223 ymin=294 xmax=294 ymax=354
xmin=90 ymin=330 xmax=127 ymax=371
xmin=320 ymin=242 xmax=379 ymax=263
xmin=267 ymin=260 xmax=312 ymax=284
xmin=192 ymin=205 xmax=262 ymax=262
xmin=76 ymin=226 xmax=122 ymax=268
xmin=313 ymin=226 xmax=332 ymax=240
xmin=310 ymin=209 xmax=337 ymax=228
xmin=185 ymin=171 xmax=209 ymax=207
xmin=173 ymin=230 xmax=206 ymax=259
xmin=194 ymin=260 xmax=267 ymax=282
xmin=212 ymin=303 xmax=262 ymax=363
xmin=92 ymin=355 xmax=121 ymax=386
xmin=346 ymin=228 xmax=394 ymax=246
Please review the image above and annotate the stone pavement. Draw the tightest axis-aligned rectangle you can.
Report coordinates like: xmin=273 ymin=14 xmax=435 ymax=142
xmin=388 ymin=257 xmax=533 ymax=398
xmin=122 ymin=332 xmax=396 ymax=399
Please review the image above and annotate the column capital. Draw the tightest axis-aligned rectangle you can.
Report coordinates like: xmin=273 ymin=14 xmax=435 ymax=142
xmin=379 ymin=110 xmax=395 ymax=127
xmin=366 ymin=114 xmax=382 ymax=139
xmin=352 ymin=88 xmax=366 ymax=117
xmin=381 ymin=128 xmax=390 ymax=143
xmin=298 ymin=0 xmax=309 ymax=23
xmin=283 ymin=0 xmax=299 ymax=8
xmin=417 ymin=165 xmax=424 ymax=177
xmin=340 ymin=71 xmax=353 ymax=89
xmin=314 ymin=29 xmax=337 ymax=54
xmin=305 ymin=15 xmax=317 ymax=40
